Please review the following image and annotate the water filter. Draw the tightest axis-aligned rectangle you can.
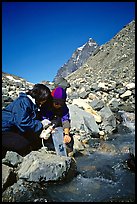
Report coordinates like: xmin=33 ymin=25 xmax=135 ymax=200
xmin=52 ymin=127 xmax=67 ymax=156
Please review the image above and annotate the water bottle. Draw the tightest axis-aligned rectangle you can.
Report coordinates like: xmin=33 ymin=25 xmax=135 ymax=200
xmin=52 ymin=127 xmax=67 ymax=156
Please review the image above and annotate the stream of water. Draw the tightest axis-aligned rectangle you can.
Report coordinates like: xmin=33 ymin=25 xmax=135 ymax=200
xmin=35 ymin=111 xmax=135 ymax=202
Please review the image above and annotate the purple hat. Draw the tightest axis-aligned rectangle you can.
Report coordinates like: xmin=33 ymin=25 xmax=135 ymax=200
xmin=51 ymin=87 xmax=67 ymax=105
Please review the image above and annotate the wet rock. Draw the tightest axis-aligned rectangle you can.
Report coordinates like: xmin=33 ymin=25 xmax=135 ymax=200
xmin=2 ymin=179 xmax=50 ymax=202
xmin=2 ymin=151 xmax=23 ymax=168
xmin=2 ymin=164 xmax=16 ymax=192
xmin=17 ymin=149 xmax=77 ymax=183
xmin=126 ymin=152 xmax=135 ymax=172
xmin=99 ymin=106 xmax=117 ymax=134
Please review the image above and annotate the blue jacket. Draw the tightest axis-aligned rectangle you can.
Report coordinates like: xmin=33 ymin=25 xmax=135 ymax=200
xmin=2 ymin=92 xmax=43 ymax=134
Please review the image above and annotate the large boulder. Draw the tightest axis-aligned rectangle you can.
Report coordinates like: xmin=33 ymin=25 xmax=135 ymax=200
xmin=17 ymin=148 xmax=77 ymax=183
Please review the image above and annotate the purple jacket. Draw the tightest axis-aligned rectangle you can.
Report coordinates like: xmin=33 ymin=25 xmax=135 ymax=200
xmin=40 ymin=103 xmax=71 ymax=129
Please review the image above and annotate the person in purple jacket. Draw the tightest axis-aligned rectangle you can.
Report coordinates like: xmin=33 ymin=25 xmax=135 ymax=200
xmin=2 ymin=84 xmax=52 ymax=158
xmin=39 ymin=86 xmax=74 ymax=157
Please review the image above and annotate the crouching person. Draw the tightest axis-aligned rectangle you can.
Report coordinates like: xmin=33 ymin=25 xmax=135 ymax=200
xmin=39 ymin=86 xmax=74 ymax=157
xmin=2 ymin=84 xmax=52 ymax=158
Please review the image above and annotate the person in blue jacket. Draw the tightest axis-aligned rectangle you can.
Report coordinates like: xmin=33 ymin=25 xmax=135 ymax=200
xmin=2 ymin=84 xmax=52 ymax=158
xmin=39 ymin=86 xmax=74 ymax=157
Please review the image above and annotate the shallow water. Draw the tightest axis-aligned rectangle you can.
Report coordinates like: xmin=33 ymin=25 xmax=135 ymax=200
xmin=45 ymin=148 xmax=135 ymax=202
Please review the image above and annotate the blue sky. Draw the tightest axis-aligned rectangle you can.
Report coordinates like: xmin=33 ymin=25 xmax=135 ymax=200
xmin=2 ymin=2 xmax=135 ymax=84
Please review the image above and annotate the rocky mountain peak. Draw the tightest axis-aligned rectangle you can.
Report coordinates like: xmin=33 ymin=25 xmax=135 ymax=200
xmin=67 ymin=20 xmax=135 ymax=85
xmin=53 ymin=37 xmax=99 ymax=82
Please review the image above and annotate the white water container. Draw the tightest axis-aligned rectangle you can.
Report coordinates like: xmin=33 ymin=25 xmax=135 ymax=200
xmin=52 ymin=127 xmax=67 ymax=156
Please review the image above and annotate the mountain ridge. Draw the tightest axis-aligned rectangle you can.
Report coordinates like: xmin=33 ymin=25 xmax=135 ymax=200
xmin=66 ymin=20 xmax=135 ymax=85
xmin=53 ymin=38 xmax=100 ymax=82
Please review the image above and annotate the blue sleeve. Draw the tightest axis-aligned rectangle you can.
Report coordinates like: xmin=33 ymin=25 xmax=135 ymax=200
xmin=12 ymin=97 xmax=43 ymax=133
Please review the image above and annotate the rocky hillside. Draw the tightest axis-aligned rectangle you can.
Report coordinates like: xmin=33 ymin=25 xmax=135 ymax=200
xmin=2 ymin=72 xmax=34 ymax=108
xmin=65 ymin=20 xmax=135 ymax=113
xmin=53 ymin=38 xmax=99 ymax=82
xmin=67 ymin=20 xmax=135 ymax=84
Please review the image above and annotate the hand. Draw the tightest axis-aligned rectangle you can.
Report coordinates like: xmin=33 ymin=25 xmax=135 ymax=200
xmin=41 ymin=119 xmax=51 ymax=129
xmin=64 ymin=135 xmax=71 ymax=144
xmin=39 ymin=128 xmax=51 ymax=140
